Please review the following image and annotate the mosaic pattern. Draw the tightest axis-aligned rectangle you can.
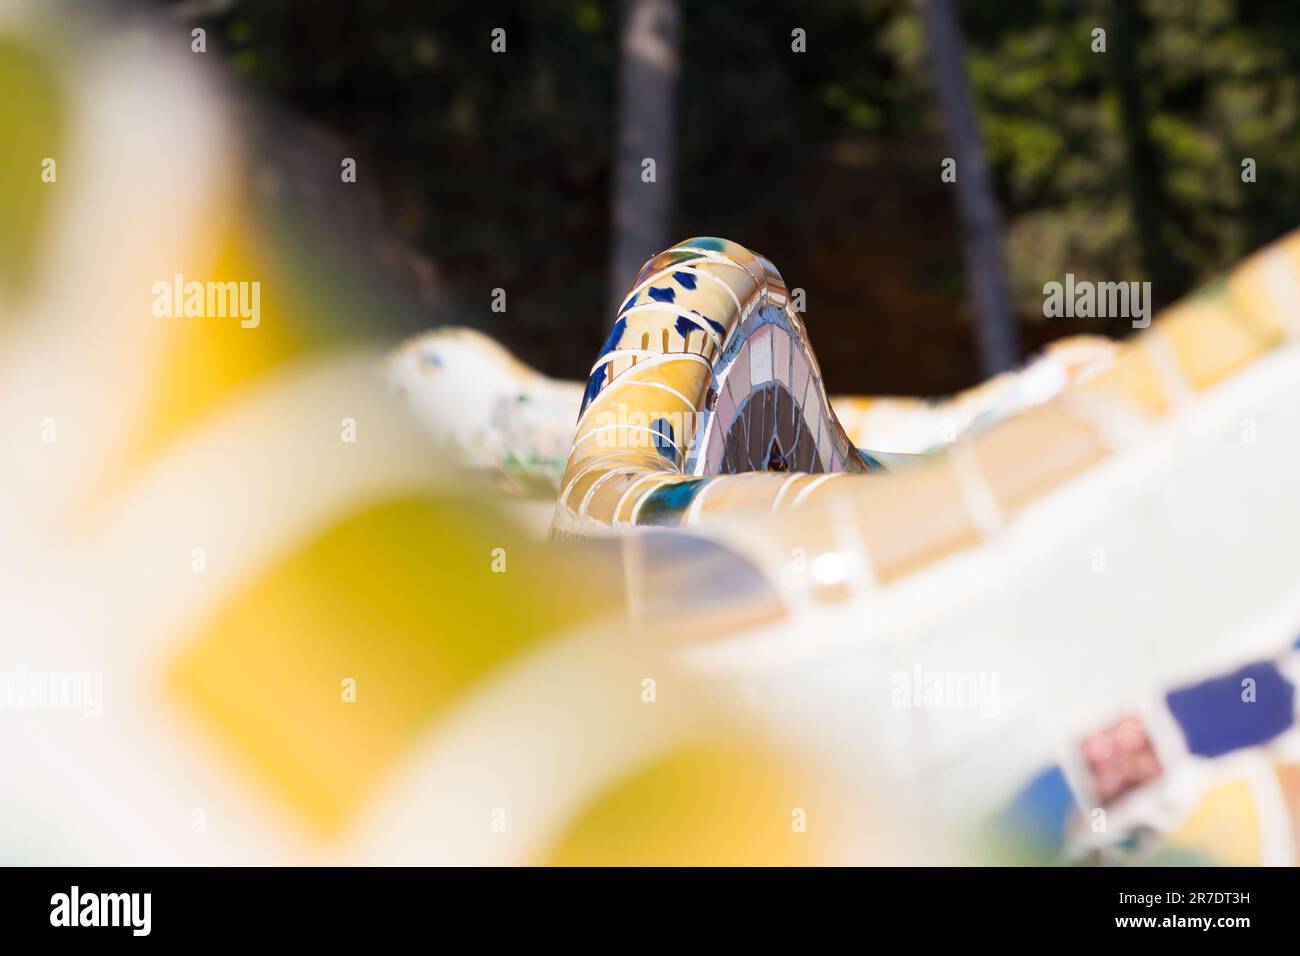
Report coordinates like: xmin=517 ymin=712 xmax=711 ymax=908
xmin=703 ymin=306 xmax=852 ymax=477
xmin=551 ymin=237 xmax=873 ymax=536
xmin=19 ymin=8 xmax=1300 ymax=869
xmin=388 ymin=328 xmax=1117 ymax=496
xmin=1000 ymin=641 xmax=1300 ymax=865
xmin=551 ymin=231 xmax=1300 ymax=603
xmin=1080 ymin=714 xmax=1163 ymax=805
xmin=718 ymin=382 xmax=814 ymax=474
xmin=386 ymin=328 xmax=583 ymax=496
xmin=388 ymin=232 xmax=1300 ymax=863
xmin=826 ymin=335 xmax=1118 ymax=455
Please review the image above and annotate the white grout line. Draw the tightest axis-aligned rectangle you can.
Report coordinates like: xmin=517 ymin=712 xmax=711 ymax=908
xmin=949 ymin=440 xmax=1004 ymax=538
xmin=791 ymin=473 xmax=841 ymax=509
xmin=1141 ymin=327 xmax=1196 ymax=411
xmin=1264 ymin=247 xmax=1300 ymax=339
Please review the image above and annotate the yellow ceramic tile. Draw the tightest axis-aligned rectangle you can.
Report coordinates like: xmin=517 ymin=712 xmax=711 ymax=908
xmin=541 ymin=743 xmax=835 ymax=866
xmin=1169 ymin=780 xmax=1262 ymax=866
xmin=170 ymin=495 xmax=618 ymax=835
xmin=1161 ymin=298 xmax=1271 ymax=390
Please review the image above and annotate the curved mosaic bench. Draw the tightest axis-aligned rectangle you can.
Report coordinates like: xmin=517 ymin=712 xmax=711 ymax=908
xmin=552 ymin=237 xmax=880 ymax=537
xmin=396 ymin=232 xmax=1300 ymax=868
xmin=556 ymin=233 xmax=1300 ymax=588
xmin=389 ymin=326 xmax=1115 ymax=500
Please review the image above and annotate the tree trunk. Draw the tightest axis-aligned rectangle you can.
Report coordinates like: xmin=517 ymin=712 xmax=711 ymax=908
xmin=1109 ymin=0 xmax=1186 ymax=310
xmin=914 ymin=0 xmax=1019 ymax=376
xmin=608 ymin=0 xmax=681 ymax=315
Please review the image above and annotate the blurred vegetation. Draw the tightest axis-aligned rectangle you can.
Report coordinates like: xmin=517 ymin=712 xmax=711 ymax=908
xmin=0 ymin=37 xmax=63 ymax=298
xmin=175 ymin=0 xmax=1300 ymax=395
xmin=962 ymin=0 xmax=1300 ymax=319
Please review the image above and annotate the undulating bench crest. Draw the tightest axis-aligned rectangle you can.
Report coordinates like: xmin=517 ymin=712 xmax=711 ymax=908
xmin=554 ymin=231 xmax=1300 ymax=586
xmin=552 ymin=237 xmax=878 ymax=536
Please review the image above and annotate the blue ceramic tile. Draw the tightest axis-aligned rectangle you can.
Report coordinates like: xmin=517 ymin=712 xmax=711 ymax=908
xmin=1166 ymin=660 xmax=1295 ymax=757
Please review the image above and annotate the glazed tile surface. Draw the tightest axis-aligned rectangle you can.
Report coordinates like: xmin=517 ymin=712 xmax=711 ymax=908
xmin=553 ymin=237 xmax=875 ymax=536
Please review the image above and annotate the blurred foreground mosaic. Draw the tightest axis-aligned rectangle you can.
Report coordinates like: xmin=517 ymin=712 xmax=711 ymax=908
xmin=7 ymin=3 xmax=1300 ymax=867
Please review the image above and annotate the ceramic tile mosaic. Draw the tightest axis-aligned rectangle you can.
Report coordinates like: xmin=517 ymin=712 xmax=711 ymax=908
xmin=999 ymin=635 xmax=1300 ymax=864
xmin=551 ymin=238 xmax=871 ymax=535
xmin=547 ymin=232 xmax=1300 ymax=603
xmin=381 ymin=231 xmax=1300 ymax=866
xmin=388 ymin=324 xmax=1119 ymax=500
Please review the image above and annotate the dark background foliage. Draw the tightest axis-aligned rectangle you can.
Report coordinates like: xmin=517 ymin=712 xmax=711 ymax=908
xmin=176 ymin=0 xmax=1300 ymax=395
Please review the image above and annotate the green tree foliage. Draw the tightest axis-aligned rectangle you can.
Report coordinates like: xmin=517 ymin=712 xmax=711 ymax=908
xmin=955 ymin=0 xmax=1300 ymax=318
xmin=186 ymin=0 xmax=1300 ymax=391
